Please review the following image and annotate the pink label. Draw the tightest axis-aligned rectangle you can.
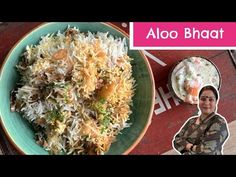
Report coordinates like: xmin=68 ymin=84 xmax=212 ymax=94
xmin=131 ymin=22 xmax=236 ymax=49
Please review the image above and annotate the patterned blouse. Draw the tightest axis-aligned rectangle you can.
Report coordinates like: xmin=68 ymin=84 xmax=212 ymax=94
xmin=173 ymin=112 xmax=229 ymax=155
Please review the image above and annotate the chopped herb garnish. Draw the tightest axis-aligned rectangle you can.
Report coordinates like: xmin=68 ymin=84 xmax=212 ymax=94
xmin=93 ymin=101 xmax=106 ymax=114
xmin=47 ymin=109 xmax=64 ymax=122
xmin=99 ymin=98 xmax=106 ymax=104
xmin=101 ymin=115 xmax=110 ymax=127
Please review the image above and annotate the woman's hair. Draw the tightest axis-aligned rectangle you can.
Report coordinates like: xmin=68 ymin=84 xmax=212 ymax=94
xmin=199 ymin=85 xmax=219 ymax=101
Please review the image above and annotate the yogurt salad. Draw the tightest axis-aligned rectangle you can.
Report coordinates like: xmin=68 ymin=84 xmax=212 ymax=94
xmin=170 ymin=56 xmax=221 ymax=104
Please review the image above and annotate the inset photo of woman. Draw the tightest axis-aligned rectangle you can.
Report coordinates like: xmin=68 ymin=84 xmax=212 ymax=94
xmin=173 ymin=85 xmax=230 ymax=155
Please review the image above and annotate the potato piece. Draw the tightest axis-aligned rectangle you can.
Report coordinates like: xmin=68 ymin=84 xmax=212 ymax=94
xmin=52 ymin=49 xmax=68 ymax=60
xmin=98 ymin=82 xmax=116 ymax=100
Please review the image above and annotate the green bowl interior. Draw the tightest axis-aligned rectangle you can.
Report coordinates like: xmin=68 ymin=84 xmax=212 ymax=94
xmin=0 ymin=22 xmax=154 ymax=155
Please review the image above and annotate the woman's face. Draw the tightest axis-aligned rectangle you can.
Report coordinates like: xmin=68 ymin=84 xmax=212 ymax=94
xmin=199 ymin=90 xmax=217 ymax=116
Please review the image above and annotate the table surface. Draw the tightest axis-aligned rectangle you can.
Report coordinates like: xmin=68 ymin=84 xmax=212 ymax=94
xmin=0 ymin=22 xmax=236 ymax=155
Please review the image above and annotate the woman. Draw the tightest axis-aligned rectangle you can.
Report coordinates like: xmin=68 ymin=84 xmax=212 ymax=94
xmin=173 ymin=85 xmax=229 ymax=155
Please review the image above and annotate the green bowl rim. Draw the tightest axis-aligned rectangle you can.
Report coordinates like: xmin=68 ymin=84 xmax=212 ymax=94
xmin=0 ymin=22 xmax=155 ymax=155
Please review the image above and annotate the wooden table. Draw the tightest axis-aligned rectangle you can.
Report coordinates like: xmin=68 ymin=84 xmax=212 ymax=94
xmin=0 ymin=22 xmax=236 ymax=155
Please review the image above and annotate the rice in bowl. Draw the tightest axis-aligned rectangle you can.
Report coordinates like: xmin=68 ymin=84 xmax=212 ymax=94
xmin=10 ymin=26 xmax=136 ymax=155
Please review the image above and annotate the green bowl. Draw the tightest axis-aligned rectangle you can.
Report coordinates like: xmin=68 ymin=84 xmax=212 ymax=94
xmin=0 ymin=22 xmax=155 ymax=155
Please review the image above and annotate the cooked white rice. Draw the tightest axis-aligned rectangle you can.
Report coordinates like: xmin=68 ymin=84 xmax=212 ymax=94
xmin=12 ymin=26 xmax=135 ymax=155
